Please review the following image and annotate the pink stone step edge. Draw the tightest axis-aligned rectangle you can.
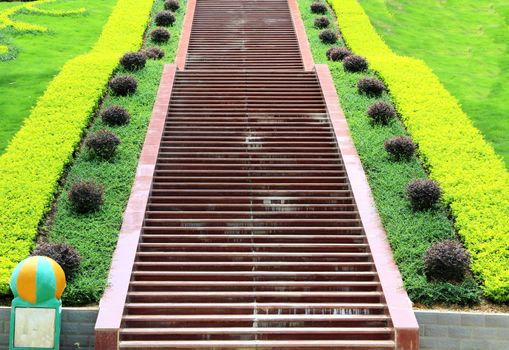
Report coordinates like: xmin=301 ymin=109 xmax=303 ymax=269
xmin=94 ymin=64 xmax=177 ymax=350
xmin=175 ymin=0 xmax=196 ymax=71
xmin=288 ymin=0 xmax=314 ymax=71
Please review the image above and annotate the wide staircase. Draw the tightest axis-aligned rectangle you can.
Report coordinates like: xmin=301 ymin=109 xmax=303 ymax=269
xmin=117 ymin=0 xmax=402 ymax=348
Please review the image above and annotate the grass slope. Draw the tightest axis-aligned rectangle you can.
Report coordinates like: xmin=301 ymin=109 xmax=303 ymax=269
xmin=358 ymin=0 xmax=509 ymax=167
xmin=0 ymin=0 xmax=117 ymax=154
xmin=299 ymin=0 xmax=480 ymax=305
xmin=46 ymin=0 xmax=185 ymax=305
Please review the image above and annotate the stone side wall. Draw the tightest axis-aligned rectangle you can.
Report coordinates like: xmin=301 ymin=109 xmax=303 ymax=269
xmin=0 ymin=306 xmax=98 ymax=350
xmin=416 ymin=310 xmax=509 ymax=349
xmin=2 ymin=307 xmax=509 ymax=349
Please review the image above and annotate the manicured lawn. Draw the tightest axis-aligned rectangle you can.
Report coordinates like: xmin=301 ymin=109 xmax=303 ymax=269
xmin=46 ymin=0 xmax=186 ymax=305
xmin=299 ymin=0 xmax=481 ymax=305
xmin=0 ymin=0 xmax=117 ymax=154
xmin=357 ymin=0 xmax=509 ymax=167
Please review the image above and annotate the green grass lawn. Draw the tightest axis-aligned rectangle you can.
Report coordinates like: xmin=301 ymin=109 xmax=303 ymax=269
xmin=0 ymin=0 xmax=118 ymax=154
xmin=357 ymin=0 xmax=509 ymax=167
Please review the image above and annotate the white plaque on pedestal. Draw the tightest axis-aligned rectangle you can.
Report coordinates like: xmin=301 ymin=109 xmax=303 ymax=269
xmin=14 ymin=307 xmax=56 ymax=348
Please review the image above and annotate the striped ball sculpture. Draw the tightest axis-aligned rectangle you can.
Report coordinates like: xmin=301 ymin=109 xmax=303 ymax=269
xmin=10 ymin=256 xmax=66 ymax=305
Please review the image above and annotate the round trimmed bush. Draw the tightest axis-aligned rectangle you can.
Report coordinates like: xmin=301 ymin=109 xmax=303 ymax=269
xmin=144 ymin=47 xmax=165 ymax=60
xmin=68 ymin=180 xmax=104 ymax=214
xmin=109 ymin=75 xmax=137 ymax=96
xmin=155 ymin=11 xmax=175 ymax=27
xmin=406 ymin=179 xmax=442 ymax=211
xmin=314 ymin=16 xmax=329 ymax=29
xmin=358 ymin=77 xmax=386 ymax=97
xmin=86 ymin=130 xmax=121 ymax=160
xmin=343 ymin=55 xmax=368 ymax=72
xmin=120 ymin=52 xmax=146 ymax=71
xmin=151 ymin=27 xmax=171 ymax=44
xmin=310 ymin=2 xmax=327 ymax=14
xmin=424 ymin=240 xmax=471 ymax=282
xmin=164 ymin=0 xmax=180 ymax=11
xmin=101 ymin=106 xmax=130 ymax=126
xmin=326 ymin=47 xmax=351 ymax=61
xmin=367 ymin=101 xmax=395 ymax=125
xmin=384 ymin=136 xmax=416 ymax=160
xmin=32 ymin=243 xmax=81 ymax=280
xmin=319 ymin=29 xmax=337 ymax=44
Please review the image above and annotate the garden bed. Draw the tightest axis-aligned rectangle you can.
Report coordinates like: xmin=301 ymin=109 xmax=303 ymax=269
xmin=326 ymin=0 xmax=509 ymax=302
xmin=299 ymin=0 xmax=481 ymax=305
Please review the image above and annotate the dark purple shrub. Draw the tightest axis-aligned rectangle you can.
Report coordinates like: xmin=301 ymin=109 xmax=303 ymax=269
xmin=143 ymin=47 xmax=165 ymax=60
xmin=367 ymin=101 xmax=396 ymax=124
xmin=101 ymin=106 xmax=130 ymax=126
xmin=120 ymin=52 xmax=146 ymax=71
xmin=155 ymin=10 xmax=175 ymax=26
xmin=32 ymin=243 xmax=81 ymax=280
xmin=357 ymin=77 xmax=386 ymax=97
xmin=343 ymin=55 xmax=368 ymax=72
xmin=326 ymin=47 xmax=351 ymax=61
xmin=406 ymin=179 xmax=442 ymax=211
xmin=319 ymin=29 xmax=337 ymax=44
xmin=384 ymin=136 xmax=416 ymax=160
xmin=109 ymin=75 xmax=137 ymax=96
xmin=424 ymin=240 xmax=471 ymax=282
xmin=68 ymin=180 xmax=104 ymax=214
xmin=314 ymin=16 xmax=329 ymax=29
xmin=310 ymin=2 xmax=327 ymax=14
xmin=86 ymin=130 xmax=120 ymax=160
xmin=164 ymin=0 xmax=180 ymax=11
xmin=151 ymin=27 xmax=171 ymax=44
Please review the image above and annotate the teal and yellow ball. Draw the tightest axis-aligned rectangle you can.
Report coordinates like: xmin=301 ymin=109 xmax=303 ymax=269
xmin=10 ymin=256 xmax=66 ymax=304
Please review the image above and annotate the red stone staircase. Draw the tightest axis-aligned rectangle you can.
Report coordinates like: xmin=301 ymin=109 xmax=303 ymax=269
xmin=95 ymin=0 xmax=419 ymax=349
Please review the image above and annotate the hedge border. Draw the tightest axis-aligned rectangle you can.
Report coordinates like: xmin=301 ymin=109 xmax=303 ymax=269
xmin=0 ymin=0 xmax=154 ymax=295
xmin=330 ymin=0 xmax=509 ymax=301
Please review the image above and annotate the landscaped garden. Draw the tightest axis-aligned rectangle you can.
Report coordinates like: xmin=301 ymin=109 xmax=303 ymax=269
xmin=0 ymin=0 xmax=118 ymax=153
xmin=0 ymin=0 xmax=185 ymax=304
xmin=358 ymin=0 xmax=509 ymax=168
xmin=300 ymin=0 xmax=509 ymax=304
xmin=0 ymin=0 xmax=507 ymax=314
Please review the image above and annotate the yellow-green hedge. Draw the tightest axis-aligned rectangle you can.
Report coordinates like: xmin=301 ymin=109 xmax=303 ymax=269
xmin=0 ymin=0 xmax=154 ymax=294
xmin=330 ymin=0 xmax=509 ymax=301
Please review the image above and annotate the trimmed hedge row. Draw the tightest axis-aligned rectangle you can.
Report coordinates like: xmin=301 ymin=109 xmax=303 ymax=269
xmin=0 ymin=0 xmax=154 ymax=295
xmin=330 ymin=0 xmax=509 ymax=301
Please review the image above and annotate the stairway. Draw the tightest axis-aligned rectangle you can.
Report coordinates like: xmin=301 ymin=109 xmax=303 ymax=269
xmin=114 ymin=0 xmax=406 ymax=348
